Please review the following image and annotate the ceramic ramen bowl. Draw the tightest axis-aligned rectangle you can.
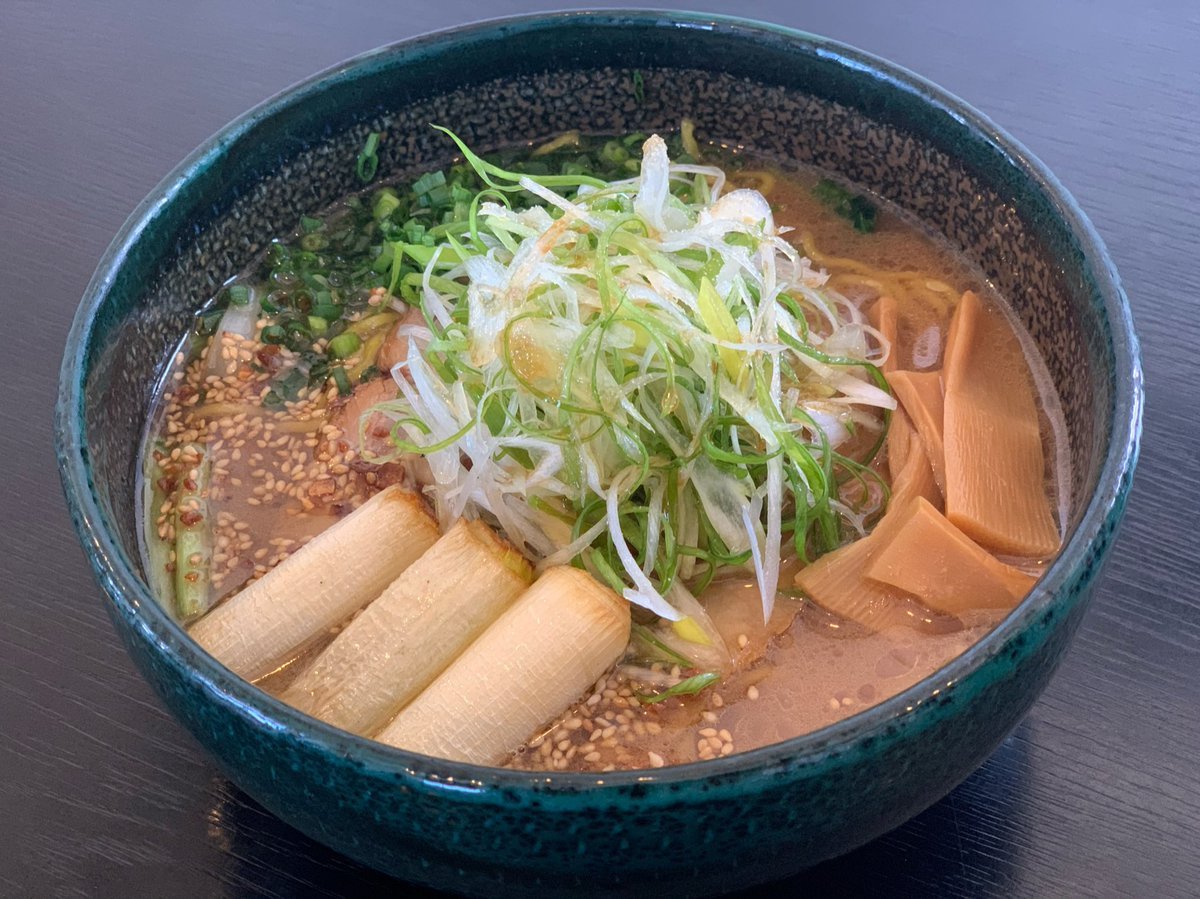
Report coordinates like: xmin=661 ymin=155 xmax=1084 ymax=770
xmin=56 ymin=11 xmax=1142 ymax=896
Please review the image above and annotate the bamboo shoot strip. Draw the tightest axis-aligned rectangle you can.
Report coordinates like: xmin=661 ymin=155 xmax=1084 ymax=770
xmin=189 ymin=486 xmax=439 ymax=681
xmin=283 ymin=519 xmax=532 ymax=736
xmin=793 ymin=509 xmax=917 ymax=631
xmin=886 ymin=404 xmax=916 ymax=482
xmin=375 ymin=567 xmax=631 ymax=765
xmin=889 ymin=427 xmax=942 ymax=512
xmin=942 ymin=291 xmax=1059 ymax=556
xmin=863 ymin=497 xmax=1035 ymax=614
xmin=887 ymin=369 xmax=946 ymax=494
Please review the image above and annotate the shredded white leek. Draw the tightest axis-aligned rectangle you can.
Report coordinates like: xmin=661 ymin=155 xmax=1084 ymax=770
xmin=375 ymin=131 xmax=893 ymax=622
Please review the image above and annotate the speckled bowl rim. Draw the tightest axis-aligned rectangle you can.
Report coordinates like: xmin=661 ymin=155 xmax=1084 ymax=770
xmin=56 ymin=10 xmax=1143 ymax=797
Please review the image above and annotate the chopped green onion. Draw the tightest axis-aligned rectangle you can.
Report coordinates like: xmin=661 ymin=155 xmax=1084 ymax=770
xmin=637 ymin=672 xmax=720 ymax=704
xmin=310 ymin=302 xmax=340 ymax=322
xmin=285 ymin=317 xmax=311 ymax=337
xmin=275 ymin=368 xmax=308 ymax=400
xmin=586 ymin=549 xmax=629 ymax=595
xmin=680 ymin=119 xmax=701 ymax=159
xmin=227 ymin=284 xmax=250 ymax=306
xmin=327 ymin=332 xmax=362 ymax=359
xmin=813 ymin=178 xmax=877 ymax=233
xmin=402 ymin=220 xmax=426 ymax=244
xmin=373 ymin=188 xmax=402 ymax=222
xmin=631 ymin=623 xmax=694 ymax=668
xmin=632 ymin=69 xmax=645 ymax=105
xmin=260 ymin=324 xmax=286 ymax=345
xmin=356 ymin=131 xmax=381 ymax=183
xmin=601 ymin=140 xmax=629 ymax=165
xmin=196 ymin=308 xmax=224 ymax=336
xmin=307 ymin=315 xmax=328 ymax=335
xmin=412 ymin=170 xmax=446 ymax=197
xmin=371 ymin=243 xmax=395 ymax=274
xmin=331 ymin=366 xmax=352 ymax=396
xmin=305 ymin=354 xmax=331 ymax=388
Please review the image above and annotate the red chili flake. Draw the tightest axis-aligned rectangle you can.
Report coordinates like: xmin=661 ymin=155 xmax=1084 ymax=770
xmin=256 ymin=345 xmax=283 ymax=371
xmin=183 ymin=478 xmax=197 ymax=492
xmin=157 ymin=476 xmax=178 ymax=494
xmin=179 ymin=510 xmax=203 ymax=527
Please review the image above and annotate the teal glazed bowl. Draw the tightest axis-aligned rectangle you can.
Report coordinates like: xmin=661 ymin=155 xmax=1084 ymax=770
xmin=56 ymin=11 xmax=1142 ymax=896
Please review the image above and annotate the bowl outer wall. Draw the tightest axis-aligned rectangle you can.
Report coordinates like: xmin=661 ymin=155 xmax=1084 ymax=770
xmin=55 ymin=9 xmax=1143 ymax=894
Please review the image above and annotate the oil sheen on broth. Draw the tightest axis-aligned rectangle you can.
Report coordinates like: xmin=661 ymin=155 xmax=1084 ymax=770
xmin=140 ymin=136 xmax=1067 ymax=772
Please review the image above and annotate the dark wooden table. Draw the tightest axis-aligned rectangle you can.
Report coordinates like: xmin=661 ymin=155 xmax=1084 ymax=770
xmin=3 ymin=1 xmax=1197 ymax=895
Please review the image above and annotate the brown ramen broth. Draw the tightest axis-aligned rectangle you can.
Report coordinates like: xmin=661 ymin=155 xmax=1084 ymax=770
xmin=140 ymin=129 xmax=1067 ymax=772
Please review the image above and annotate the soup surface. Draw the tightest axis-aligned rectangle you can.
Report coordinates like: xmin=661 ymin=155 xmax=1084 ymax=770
xmin=141 ymin=128 xmax=1066 ymax=771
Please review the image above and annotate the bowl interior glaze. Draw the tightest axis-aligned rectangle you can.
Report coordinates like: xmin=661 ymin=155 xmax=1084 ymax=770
xmin=57 ymin=11 xmax=1141 ymax=895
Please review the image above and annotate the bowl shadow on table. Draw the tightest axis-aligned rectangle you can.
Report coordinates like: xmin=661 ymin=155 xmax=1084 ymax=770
xmin=207 ymin=722 xmax=1031 ymax=897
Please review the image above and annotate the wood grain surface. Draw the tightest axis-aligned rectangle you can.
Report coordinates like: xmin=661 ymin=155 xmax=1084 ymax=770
xmin=2 ymin=1 xmax=1197 ymax=896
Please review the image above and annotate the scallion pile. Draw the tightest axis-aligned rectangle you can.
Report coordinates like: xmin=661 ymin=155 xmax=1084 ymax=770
xmin=371 ymin=128 xmax=895 ymax=623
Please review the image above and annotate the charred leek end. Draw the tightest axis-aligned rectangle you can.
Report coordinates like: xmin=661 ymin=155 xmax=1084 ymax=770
xmin=375 ymin=566 xmax=630 ymax=765
xmin=282 ymin=518 xmax=533 ymax=735
xmin=189 ymin=486 xmax=439 ymax=681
